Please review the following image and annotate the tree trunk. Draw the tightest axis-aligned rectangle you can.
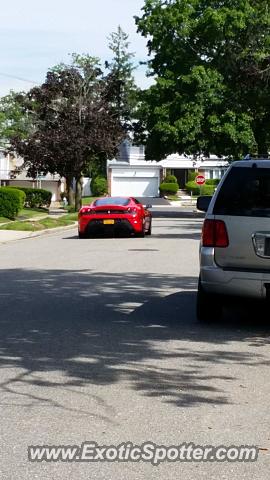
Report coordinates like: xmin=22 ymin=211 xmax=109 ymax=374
xmin=257 ymin=143 xmax=268 ymax=157
xmin=75 ymin=175 xmax=83 ymax=211
xmin=66 ymin=177 xmax=75 ymax=206
xmin=255 ymin=128 xmax=268 ymax=157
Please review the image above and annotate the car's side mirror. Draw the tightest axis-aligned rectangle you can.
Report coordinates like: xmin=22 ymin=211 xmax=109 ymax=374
xmin=197 ymin=196 xmax=212 ymax=212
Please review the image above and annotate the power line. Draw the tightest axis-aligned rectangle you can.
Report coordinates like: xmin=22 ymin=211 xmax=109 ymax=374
xmin=0 ymin=72 xmax=38 ymax=85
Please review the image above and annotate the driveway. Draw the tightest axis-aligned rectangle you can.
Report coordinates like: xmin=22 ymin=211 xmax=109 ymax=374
xmin=135 ymin=196 xmax=171 ymax=206
xmin=0 ymin=211 xmax=269 ymax=479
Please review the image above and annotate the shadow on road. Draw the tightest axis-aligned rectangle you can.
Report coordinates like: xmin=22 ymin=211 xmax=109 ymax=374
xmin=0 ymin=268 xmax=269 ymax=416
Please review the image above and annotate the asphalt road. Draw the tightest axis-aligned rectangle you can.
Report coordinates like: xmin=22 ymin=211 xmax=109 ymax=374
xmin=0 ymin=208 xmax=269 ymax=479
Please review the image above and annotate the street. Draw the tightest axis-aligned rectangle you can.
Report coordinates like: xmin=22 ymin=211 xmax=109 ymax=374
xmin=0 ymin=208 xmax=269 ymax=479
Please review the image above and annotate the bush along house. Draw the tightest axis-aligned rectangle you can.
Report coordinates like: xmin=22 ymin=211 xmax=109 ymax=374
xmin=0 ymin=150 xmax=65 ymax=204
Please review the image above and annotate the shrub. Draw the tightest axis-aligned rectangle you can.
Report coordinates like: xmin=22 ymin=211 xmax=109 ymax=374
xmin=9 ymin=187 xmax=52 ymax=208
xmin=159 ymin=182 xmax=179 ymax=195
xmin=0 ymin=187 xmax=25 ymax=219
xmin=188 ymin=170 xmax=197 ymax=181
xmin=205 ymin=178 xmax=220 ymax=186
xmin=185 ymin=181 xmax=216 ymax=196
xmin=66 ymin=205 xmax=76 ymax=213
xmin=91 ymin=177 xmax=108 ymax=196
xmin=164 ymin=174 xmax=177 ymax=183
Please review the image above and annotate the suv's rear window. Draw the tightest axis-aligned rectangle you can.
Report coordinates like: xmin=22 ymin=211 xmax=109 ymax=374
xmin=213 ymin=167 xmax=270 ymax=217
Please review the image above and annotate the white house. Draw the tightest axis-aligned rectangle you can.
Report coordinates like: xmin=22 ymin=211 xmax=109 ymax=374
xmin=107 ymin=141 xmax=162 ymax=197
xmin=0 ymin=150 xmax=65 ymax=203
xmin=107 ymin=141 xmax=229 ymax=197
xmin=0 ymin=151 xmax=13 ymax=181
xmin=160 ymin=153 xmax=229 ymax=189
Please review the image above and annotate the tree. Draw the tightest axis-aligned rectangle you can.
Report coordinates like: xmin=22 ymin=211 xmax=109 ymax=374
xmin=10 ymin=55 xmax=125 ymax=210
xmin=0 ymin=91 xmax=33 ymax=149
xmin=135 ymin=0 xmax=270 ymax=159
xmin=106 ymin=26 xmax=138 ymax=129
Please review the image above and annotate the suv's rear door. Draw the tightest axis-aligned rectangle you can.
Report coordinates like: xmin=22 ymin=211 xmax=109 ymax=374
xmin=212 ymin=163 xmax=270 ymax=271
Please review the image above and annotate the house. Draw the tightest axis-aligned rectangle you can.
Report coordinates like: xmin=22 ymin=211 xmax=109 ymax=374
xmin=107 ymin=141 xmax=162 ymax=197
xmin=107 ymin=141 xmax=229 ymax=197
xmin=160 ymin=153 xmax=229 ymax=188
xmin=0 ymin=150 xmax=65 ymax=203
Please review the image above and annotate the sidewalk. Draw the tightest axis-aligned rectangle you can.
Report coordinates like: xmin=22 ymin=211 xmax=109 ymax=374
xmin=0 ymin=223 xmax=77 ymax=244
xmin=0 ymin=231 xmax=35 ymax=243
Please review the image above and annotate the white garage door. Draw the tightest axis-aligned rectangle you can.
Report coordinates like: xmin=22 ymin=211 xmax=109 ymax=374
xmin=111 ymin=177 xmax=159 ymax=197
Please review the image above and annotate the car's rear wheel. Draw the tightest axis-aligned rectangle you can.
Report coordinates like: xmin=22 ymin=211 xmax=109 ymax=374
xmin=145 ymin=221 xmax=152 ymax=236
xmin=136 ymin=230 xmax=145 ymax=238
xmin=196 ymin=277 xmax=223 ymax=322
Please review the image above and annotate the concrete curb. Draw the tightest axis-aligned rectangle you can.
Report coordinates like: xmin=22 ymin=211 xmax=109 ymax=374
xmin=0 ymin=222 xmax=78 ymax=244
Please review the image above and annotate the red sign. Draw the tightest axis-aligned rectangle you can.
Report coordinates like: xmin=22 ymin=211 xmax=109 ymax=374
xmin=195 ymin=175 xmax=206 ymax=186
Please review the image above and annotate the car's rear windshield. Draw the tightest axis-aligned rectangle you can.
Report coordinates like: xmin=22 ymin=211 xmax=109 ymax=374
xmin=94 ymin=197 xmax=130 ymax=207
xmin=213 ymin=167 xmax=270 ymax=217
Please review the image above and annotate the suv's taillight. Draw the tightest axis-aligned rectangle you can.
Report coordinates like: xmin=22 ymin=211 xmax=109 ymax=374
xmin=202 ymin=220 xmax=229 ymax=248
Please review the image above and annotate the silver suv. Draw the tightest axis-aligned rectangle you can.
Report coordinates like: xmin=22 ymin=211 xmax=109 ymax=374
xmin=197 ymin=158 xmax=270 ymax=321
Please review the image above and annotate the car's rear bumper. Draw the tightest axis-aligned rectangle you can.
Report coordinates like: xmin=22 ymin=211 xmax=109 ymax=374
xmin=79 ymin=216 xmax=143 ymax=235
xmin=200 ymin=247 xmax=270 ymax=299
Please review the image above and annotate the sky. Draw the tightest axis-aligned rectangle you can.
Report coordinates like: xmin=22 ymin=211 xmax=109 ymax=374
xmin=0 ymin=0 xmax=152 ymax=96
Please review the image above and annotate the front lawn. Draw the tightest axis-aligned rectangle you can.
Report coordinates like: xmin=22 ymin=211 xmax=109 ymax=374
xmin=0 ymin=214 xmax=76 ymax=231
xmin=0 ymin=208 xmax=48 ymax=224
xmin=82 ymin=196 xmax=98 ymax=205
xmin=17 ymin=208 xmax=49 ymax=220
xmin=167 ymin=195 xmax=181 ymax=201
xmin=0 ymin=217 xmax=12 ymax=224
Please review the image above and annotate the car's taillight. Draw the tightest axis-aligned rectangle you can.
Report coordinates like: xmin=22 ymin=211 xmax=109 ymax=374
xmin=79 ymin=207 xmax=94 ymax=216
xmin=202 ymin=219 xmax=229 ymax=248
xmin=127 ymin=207 xmax=138 ymax=214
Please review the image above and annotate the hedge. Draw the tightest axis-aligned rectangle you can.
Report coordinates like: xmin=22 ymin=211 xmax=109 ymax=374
xmin=91 ymin=177 xmax=108 ymax=196
xmin=0 ymin=187 xmax=26 ymax=219
xmin=164 ymin=174 xmax=178 ymax=184
xmin=205 ymin=178 xmax=220 ymax=186
xmin=9 ymin=187 xmax=52 ymax=208
xmin=185 ymin=181 xmax=216 ymax=196
xmin=159 ymin=182 xmax=179 ymax=195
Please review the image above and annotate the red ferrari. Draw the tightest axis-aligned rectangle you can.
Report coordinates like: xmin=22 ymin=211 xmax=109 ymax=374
xmin=78 ymin=196 xmax=152 ymax=238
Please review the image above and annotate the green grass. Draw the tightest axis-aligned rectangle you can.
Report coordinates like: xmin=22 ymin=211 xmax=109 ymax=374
xmin=167 ymin=195 xmax=181 ymax=201
xmin=0 ymin=216 xmax=12 ymax=223
xmin=0 ymin=221 xmax=44 ymax=231
xmin=62 ymin=197 xmax=97 ymax=212
xmin=0 ymin=207 xmax=48 ymax=224
xmin=0 ymin=205 xmax=80 ymax=230
xmin=17 ymin=208 xmax=48 ymax=220
xmin=82 ymin=196 xmax=98 ymax=205
xmin=64 ymin=212 xmax=79 ymax=221
xmin=0 ymin=214 xmax=76 ymax=231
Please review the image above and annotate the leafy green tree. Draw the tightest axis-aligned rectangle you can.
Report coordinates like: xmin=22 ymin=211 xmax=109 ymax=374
xmin=106 ymin=26 xmax=138 ymax=129
xmin=135 ymin=0 xmax=270 ymax=159
xmin=0 ymin=91 xmax=33 ymax=148
xmin=10 ymin=55 xmax=125 ymax=209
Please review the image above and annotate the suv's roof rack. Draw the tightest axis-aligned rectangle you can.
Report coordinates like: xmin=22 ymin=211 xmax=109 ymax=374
xmin=244 ymin=154 xmax=270 ymax=160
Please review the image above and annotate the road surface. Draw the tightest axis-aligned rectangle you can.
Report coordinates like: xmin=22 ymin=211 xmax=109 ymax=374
xmin=0 ymin=208 xmax=269 ymax=479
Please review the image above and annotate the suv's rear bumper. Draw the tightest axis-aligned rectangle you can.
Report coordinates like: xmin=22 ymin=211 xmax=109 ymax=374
xmin=200 ymin=247 xmax=270 ymax=299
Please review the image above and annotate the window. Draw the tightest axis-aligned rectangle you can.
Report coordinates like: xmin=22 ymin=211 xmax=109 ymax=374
xmin=213 ymin=167 xmax=270 ymax=217
xmin=94 ymin=197 xmax=131 ymax=207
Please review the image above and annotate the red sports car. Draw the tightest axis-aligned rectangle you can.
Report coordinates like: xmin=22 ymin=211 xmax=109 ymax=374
xmin=78 ymin=196 xmax=152 ymax=238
